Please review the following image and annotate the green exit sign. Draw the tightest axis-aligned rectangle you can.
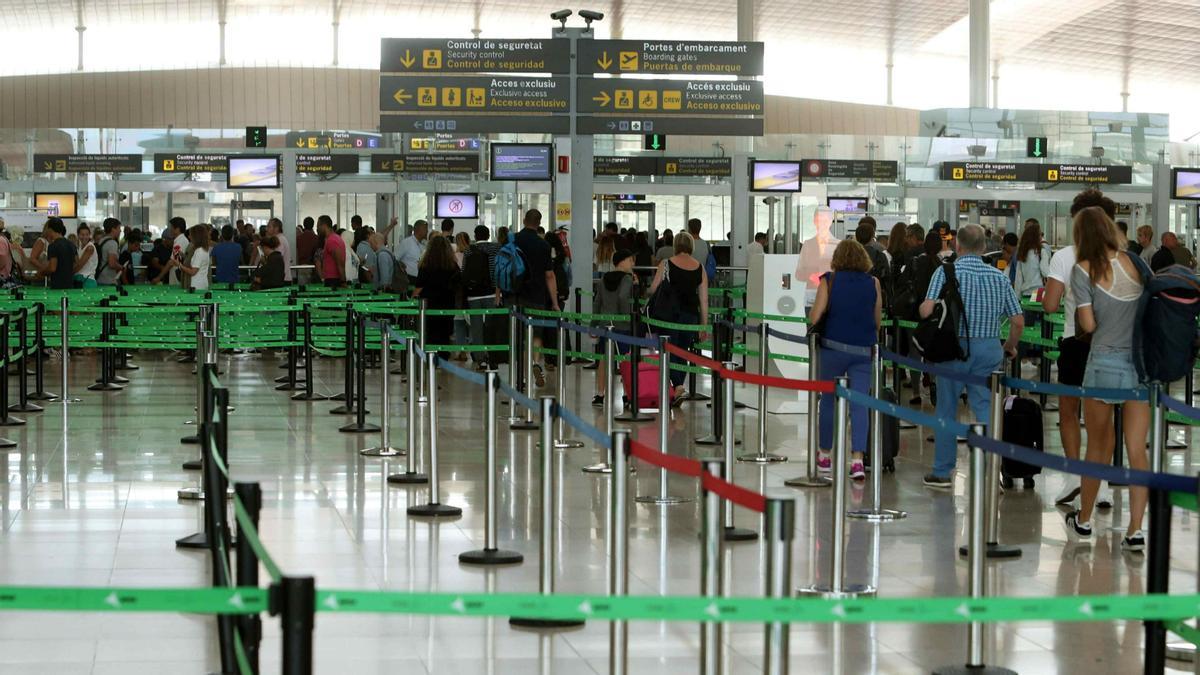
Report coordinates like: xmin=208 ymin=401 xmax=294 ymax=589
xmin=246 ymin=126 xmax=267 ymax=148
xmin=644 ymin=134 xmax=666 ymax=151
xmin=1026 ymin=137 xmax=1048 ymax=158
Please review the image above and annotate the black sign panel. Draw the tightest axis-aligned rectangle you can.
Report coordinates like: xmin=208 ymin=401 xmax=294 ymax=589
xmin=593 ymin=156 xmax=733 ymax=177
xmin=801 ymin=159 xmax=898 ymax=182
xmin=246 ymin=126 xmax=267 ymax=148
xmin=381 ymin=38 xmax=571 ymax=74
xmin=578 ymin=116 xmax=763 ymax=136
xmin=35 ymin=154 xmax=142 ymax=173
xmin=577 ymin=40 xmax=764 ymax=76
xmin=594 ymin=156 xmax=660 ymax=176
xmin=284 ymin=131 xmax=383 ymax=150
xmin=380 ymin=75 xmax=570 ymax=113
xmin=296 ymin=154 xmax=359 ymax=174
xmin=1027 ymin=137 xmax=1048 ymax=158
xmin=578 ymin=78 xmax=763 ymax=115
xmin=369 ymin=154 xmax=480 ymax=174
xmin=154 ymin=153 xmax=228 ymax=173
xmin=942 ymin=162 xmax=1133 ymax=184
xmin=381 ymin=115 xmax=570 ymax=134
xmin=1048 ymin=164 xmax=1133 ymax=184
xmin=613 ymin=202 xmax=655 ymax=212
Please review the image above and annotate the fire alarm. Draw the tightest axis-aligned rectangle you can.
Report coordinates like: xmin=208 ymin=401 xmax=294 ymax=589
xmin=558 ymin=155 xmax=570 ymax=174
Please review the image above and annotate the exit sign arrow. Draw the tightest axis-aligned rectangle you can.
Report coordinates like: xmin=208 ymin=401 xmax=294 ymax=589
xmin=393 ymin=89 xmax=412 ymax=104
xmin=400 ymin=49 xmax=416 ymax=68
xmin=1027 ymin=136 xmax=1048 ymax=158
xmin=596 ymin=51 xmax=612 ymax=70
xmin=592 ymin=91 xmax=611 ymax=107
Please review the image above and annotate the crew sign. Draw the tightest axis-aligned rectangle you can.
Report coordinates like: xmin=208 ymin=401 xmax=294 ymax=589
xmin=577 ymin=40 xmax=763 ymax=75
xmin=381 ymin=38 xmax=570 ymax=74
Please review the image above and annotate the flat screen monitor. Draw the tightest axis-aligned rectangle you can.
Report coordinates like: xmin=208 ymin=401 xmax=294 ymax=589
xmin=435 ymin=193 xmax=479 ymax=219
xmin=226 ymin=156 xmax=280 ymax=189
xmin=1172 ymin=168 xmax=1200 ymax=200
xmin=827 ymin=197 xmax=868 ymax=213
xmin=34 ymin=193 xmax=77 ymax=218
xmin=750 ymin=160 xmax=801 ymax=192
xmin=490 ymin=143 xmax=552 ymax=181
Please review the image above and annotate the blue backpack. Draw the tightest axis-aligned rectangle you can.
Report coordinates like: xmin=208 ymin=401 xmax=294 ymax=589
xmin=493 ymin=240 xmax=528 ymax=295
xmin=704 ymin=250 xmax=717 ymax=281
xmin=1131 ymin=252 xmax=1200 ymax=384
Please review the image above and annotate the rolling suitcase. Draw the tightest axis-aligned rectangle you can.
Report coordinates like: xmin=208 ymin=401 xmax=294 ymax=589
xmin=865 ymin=387 xmax=900 ymax=472
xmin=1000 ymin=395 xmax=1043 ymax=488
xmin=619 ymin=355 xmax=659 ymax=410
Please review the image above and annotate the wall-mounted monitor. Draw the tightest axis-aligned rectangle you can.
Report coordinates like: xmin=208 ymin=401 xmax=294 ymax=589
xmin=490 ymin=143 xmax=552 ymax=181
xmin=434 ymin=193 xmax=479 ymax=219
xmin=750 ymin=160 xmax=801 ymax=192
xmin=1172 ymin=168 xmax=1200 ymax=200
xmin=827 ymin=197 xmax=868 ymax=213
xmin=34 ymin=193 xmax=77 ymax=218
xmin=226 ymin=156 xmax=280 ymax=189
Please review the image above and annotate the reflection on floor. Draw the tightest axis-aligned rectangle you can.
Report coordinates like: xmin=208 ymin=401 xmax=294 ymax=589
xmin=0 ymin=350 xmax=1195 ymax=674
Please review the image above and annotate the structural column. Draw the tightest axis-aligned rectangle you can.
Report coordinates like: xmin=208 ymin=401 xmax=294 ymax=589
xmin=968 ymin=0 xmax=990 ymax=108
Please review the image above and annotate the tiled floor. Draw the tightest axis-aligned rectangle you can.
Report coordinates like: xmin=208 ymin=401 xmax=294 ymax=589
xmin=0 ymin=349 xmax=1196 ymax=673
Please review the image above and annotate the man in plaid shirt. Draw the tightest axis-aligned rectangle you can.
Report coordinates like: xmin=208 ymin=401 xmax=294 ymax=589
xmin=919 ymin=224 xmax=1024 ymax=488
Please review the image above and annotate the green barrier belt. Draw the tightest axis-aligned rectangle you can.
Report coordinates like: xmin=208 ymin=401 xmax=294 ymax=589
xmin=733 ymin=310 xmax=807 ymax=324
xmin=425 ymin=344 xmax=508 ymax=353
xmin=527 ymin=308 xmax=628 ymax=324
xmin=1167 ymin=412 xmax=1200 ymax=427
xmin=231 ymin=498 xmax=283 ymax=583
xmin=424 ymin=308 xmax=509 ymax=317
xmin=1171 ymin=491 xmax=1199 ymax=512
xmin=630 ymin=354 xmax=708 ymax=375
xmin=311 ymin=589 xmax=1200 ymax=624
xmin=732 ymin=344 xmax=809 ymax=365
xmin=643 ymin=317 xmax=707 ymax=332
xmin=0 ymin=586 xmax=266 ymax=614
xmin=1167 ymin=619 xmax=1200 ymax=647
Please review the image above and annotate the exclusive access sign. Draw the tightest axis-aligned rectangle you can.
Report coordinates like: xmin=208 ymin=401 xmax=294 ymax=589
xmin=381 ymin=38 xmax=570 ymax=74
xmin=380 ymin=75 xmax=570 ymax=113
xmin=942 ymin=162 xmax=1133 ymax=184
xmin=577 ymin=79 xmax=763 ymax=115
xmin=577 ymin=40 xmax=764 ymax=75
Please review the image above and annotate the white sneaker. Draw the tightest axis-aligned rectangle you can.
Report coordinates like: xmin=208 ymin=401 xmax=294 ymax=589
xmin=1054 ymin=484 xmax=1080 ymax=505
xmin=1097 ymin=486 xmax=1113 ymax=509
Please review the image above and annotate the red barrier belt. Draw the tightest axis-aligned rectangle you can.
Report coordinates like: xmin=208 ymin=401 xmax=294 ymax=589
xmin=700 ymin=472 xmax=767 ymax=514
xmin=664 ymin=342 xmax=724 ymax=372
xmin=664 ymin=342 xmax=832 ymax=393
xmin=629 ymin=439 xmax=702 ymax=477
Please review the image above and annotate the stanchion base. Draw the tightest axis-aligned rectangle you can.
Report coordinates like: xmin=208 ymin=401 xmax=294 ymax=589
xmin=328 ymin=405 xmax=359 ymax=415
xmin=274 ymin=383 xmax=305 ymax=391
xmin=86 ymin=383 xmax=124 ymax=392
xmin=795 ymin=583 xmax=877 ymax=598
xmin=635 ymin=495 xmax=692 ymax=505
xmin=509 ymin=420 xmax=540 ymax=431
xmin=509 ymin=617 xmax=586 ymax=630
xmin=339 ymin=422 xmax=381 ymax=433
xmin=181 ymin=435 xmax=200 ymax=445
xmin=847 ymin=508 xmax=908 ymax=522
xmin=56 ymin=397 xmax=81 ymax=404
xmin=736 ymin=452 xmax=787 ymax=464
xmin=115 ymin=364 xmax=139 ymax=371
xmin=784 ymin=475 xmax=832 ymax=488
xmin=458 ymin=548 xmax=525 ymax=565
xmin=9 ymin=403 xmax=43 ymax=413
xmin=681 ymin=392 xmax=711 ymax=402
xmin=1166 ymin=438 xmax=1188 ymax=450
xmin=28 ymin=392 xmax=58 ymax=401
xmin=551 ymin=439 xmax=586 ymax=449
xmin=407 ymin=502 xmax=463 ymax=517
xmin=182 ymin=459 xmax=201 ymax=471
xmin=1166 ymin=640 xmax=1196 ymax=662
xmin=175 ymin=532 xmax=207 ymax=549
xmin=582 ymin=462 xmax=612 ymax=474
xmin=723 ymin=526 xmax=758 ymax=542
xmin=387 ymin=472 xmax=429 ymax=485
xmin=0 ymin=437 xmax=16 ymax=449
xmin=177 ymin=487 xmax=202 ymax=500
xmin=177 ymin=355 xmax=196 ymax=364
xmin=694 ymin=435 xmax=739 ymax=446
xmin=0 ymin=416 xmax=27 ymax=427
xmin=958 ymin=543 xmax=1023 ymax=559
xmin=111 ymin=375 xmax=130 ymax=384
xmin=291 ymin=392 xmax=329 ymax=401
xmin=360 ymin=446 xmax=405 ymax=457
xmin=932 ymin=665 xmax=1017 ymax=675
xmin=329 ymin=393 xmax=347 ymax=401
xmin=614 ymin=411 xmax=654 ymax=423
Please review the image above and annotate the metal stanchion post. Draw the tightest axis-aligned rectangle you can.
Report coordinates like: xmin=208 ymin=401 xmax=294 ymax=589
xmin=763 ymin=495 xmax=796 ymax=675
xmin=696 ymin=345 xmax=738 ymax=445
xmin=291 ymin=305 xmax=327 ymax=402
xmin=699 ymin=457 xmax=724 ymax=675
xmin=182 ymin=307 xmax=212 ymax=446
xmin=460 ymin=371 xmax=524 ymax=565
xmin=0 ymin=320 xmax=25 ymax=428
xmin=551 ymin=323 xmax=584 ymax=449
xmin=417 ymin=299 xmax=428 ymax=404
xmin=361 ymin=322 xmax=400 ymax=455
xmin=57 ymin=297 xmax=80 ymax=404
xmin=234 ymin=482 xmax=263 ymax=673
xmin=275 ymin=303 xmax=302 ymax=390
xmin=934 ymin=425 xmax=1016 ymax=675
xmin=340 ymin=313 xmax=378 ymax=433
xmin=387 ymin=339 xmax=428 ymax=485
xmin=88 ymin=303 xmax=123 ymax=392
xmin=511 ymin=397 xmax=585 ymax=629
xmin=615 ymin=307 xmax=651 ymax=422
xmin=406 ymin=352 xmax=462 ymax=517
xmin=636 ymin=335 xmax=690 ymax=505
xmin=329 ymin=308 xmax=357 ymax=414
xmin=739 ymin=323 xmax=784 ymax=463
xmin=799 ymin=376 xmax=875 ymax=598
xmin=960 ymin=372 xmax=1021 ymax=559
xmin=511 ymin=318 xmax=539 ymax=430
xmin=848 ymin=344 xmax=906 ymax=521
xmin=785 ymin=333 xmax=830 ymax=488
xmin=30 ymin=303 xmax=56 ymax=402
xmin=504 ymin=310 xmax=523 ymax=422
xmin=608 ymin=429 xmax=630 ymax=675
xmin=583 ymin=335 xmax=617 ymax=474
xmin=1145 ymin=383 xmax=1171 ymax=674
xmin=11 ymin=310 xmax=42 ymax=413
xmin=273 ymin=576 xmax=315 ymax=675
xmin=720 ymin=363 xmax=756 ymax=541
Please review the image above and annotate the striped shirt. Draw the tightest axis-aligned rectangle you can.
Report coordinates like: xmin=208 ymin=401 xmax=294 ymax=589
xmin=926 ymin=255 xmax=1022 ymax=339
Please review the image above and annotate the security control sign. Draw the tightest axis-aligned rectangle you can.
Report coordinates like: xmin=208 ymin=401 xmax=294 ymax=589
xmin=802 ymin=159 xmax=898 ymax=182
xmin=1048 ymin=164 xmax=1133 ymax=184
xmin=369 ymin=154 xmax=480 ymax=174
xmin=578 ymin=40 xmax=764 ymax=75
xmin=35 ymin=154 xmax=142 ymax=173
xmin=578 ymin=79 xmax=763 ymax=115
xmin=942 ymin=162 xmax=1132 ymax=184
xmin=154 ymin=153 xmax=228 ymax=173
xmin=295 ymin=154 xmax=359 ymax=174
xmin=381 ymin=38 xmax=570 ymax=74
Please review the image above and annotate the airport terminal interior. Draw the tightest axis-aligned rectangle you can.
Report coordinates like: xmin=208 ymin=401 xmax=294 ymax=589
xmin=5 ymin=1 xmax=1200 ymax=673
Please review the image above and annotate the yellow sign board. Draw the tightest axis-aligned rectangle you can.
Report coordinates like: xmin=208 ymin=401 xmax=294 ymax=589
xmin=466 ymin=88 xmax=486 ymax=107
xmin=418 ymin=87 xmax=437 ymax=107
xmin=619 ymin=51 xmax=639 ymax=71
xmin=423 ymin=49 xmax=442 ymax=69
xmin=638 ymin=91 xmax=658 ymax=110
xmin=615 ymin=90 xmax=634 ymax=110
xmin=662 ymin=91 xmax=682 ymax=110
xmin=555 ymin=202 xmax=572 ymax=222
xmin=442 ymin=87 xmax=461 ymax=107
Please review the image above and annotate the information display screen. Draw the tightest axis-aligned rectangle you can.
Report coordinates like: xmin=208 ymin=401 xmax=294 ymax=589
xmin=226 ymin=156 xmax=280 ymax=189
xmin=490 ymin=143 xmax=552 ymax=181
xmin=1173 ymin=168 xmax=1200 ymax=200
xmin=827 ymin=197 xmax=868 ymax=213
xmin=435 ymin=193 xmax=479 ymax=219
xmin=34 ymin=193 xmax=77 ymax=218
xmin=750 ymin=160 xmax=801 ymax=192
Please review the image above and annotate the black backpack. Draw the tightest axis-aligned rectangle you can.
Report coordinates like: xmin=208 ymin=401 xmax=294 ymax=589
xmin=911 ymin=263 xmax=969 ymax=363
xmin=1132 ymin=254 xmax=1200 ymax=383
xmin=462 ymin=245 xmax=494 ymax=297
xmin=890 ymin=254 xmax=917 ymax=320
xmin=868 ymin=247 xmax=893 ymax=312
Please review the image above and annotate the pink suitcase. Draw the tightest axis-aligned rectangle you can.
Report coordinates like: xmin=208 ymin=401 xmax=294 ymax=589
xmin=619 ymin=356 xmax=660 ymax=409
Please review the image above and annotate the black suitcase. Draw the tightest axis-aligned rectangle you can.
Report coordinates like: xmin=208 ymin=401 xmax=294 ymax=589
xmin=1000 ymin=395 xmax=1043 ymax=488
xmin=865 ymin=387 xmax=900 ymax=473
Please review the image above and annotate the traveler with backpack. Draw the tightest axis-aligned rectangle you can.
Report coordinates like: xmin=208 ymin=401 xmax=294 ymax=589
xmin=368 ymin=233 xmax=407 ymax=295
xmin=396 ymin=220 xmax=429 ymax=279
xmin=809 ymin=240 xmax=881 ymax=481
xmin=95 ymin=218 xmax=123 ymax=286
xmin=1063 ymin=206 xmax=1149 ymax=552
xmin=1012 ymin=221 xmax=1052 ymax=297
xmin=499 ymin=209 xmax=559 ymax=387
xmin=647 ymin=232 xmax=707 ymax=404
xmin=594 ymin=249 xmax=639 ymax=407
xmin=919 ymin=224 xmax=1023 ymax=489
xmin=889 ymin=224 xmax=926 ymax=401
xmin=686 ymin=218 xmax=717 ymax=282
xmin=901 ymin=230 xmax=944 ymax=405
xmin=855 ymin=219 xmax=891 ymax=313
xmin=463 ymin=226 xmax=501 ymax=368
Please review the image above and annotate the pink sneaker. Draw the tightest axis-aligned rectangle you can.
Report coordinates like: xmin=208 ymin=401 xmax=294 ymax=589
xmin=850 ymin=462 xmax=866 ymax=480
xmin=817 ymin=453 xmax=832 ymax=472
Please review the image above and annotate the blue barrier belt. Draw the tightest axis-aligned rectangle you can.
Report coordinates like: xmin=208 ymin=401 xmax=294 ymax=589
xmin=436 ymin=356 xmax=487 ymax=387
xmin=498 ymin=381 xmax=538 ymax=412
xmin=386 ymin=327 xmax=409 ymax=345
xmin=561 ymin=321 xmax=612 ymax=341
xmin=512 ymin=312 xmax=558 ymax=330
xmin=555 ymin=403 xmax=611 ymax=449
xmin=719 ymin=320 xmax=757 ymax=334
xmin=414 ymin=344 xmax=427 ymax=361
xmin=837 ymin=385 xmax=972 ymax=437
xmin=1002 ymin=376 xmax=1149 ymax=402
xmin=767 ymin=326 xmax=807 ymax=345
xmin=879 ymin=347 xmax=990 ymax=388
xmin=820 ymin=338 xmax=873 ymax=358
xmin=969 ymin=433 xmax=1199 ymax=494
xmin=1162 ymin=394 xmax=1200 ymax=422
xmin=606 ymin=331 xmax=658 ymax=350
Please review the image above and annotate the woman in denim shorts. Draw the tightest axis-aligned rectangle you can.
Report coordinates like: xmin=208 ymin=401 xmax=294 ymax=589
xmin=1065 ymin=206 xmax=1148 ymax=553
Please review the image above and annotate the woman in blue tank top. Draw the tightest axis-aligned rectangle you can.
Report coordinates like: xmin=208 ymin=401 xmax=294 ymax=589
xmin=807 ymin=240 xmax=882 ymax=480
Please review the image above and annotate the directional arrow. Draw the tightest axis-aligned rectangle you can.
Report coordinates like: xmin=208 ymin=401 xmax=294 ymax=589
xmin=450 ymin=597 xmax=466 ymax=613
xmin=606 ymin=121 xmax=617 ymax=130
xmin=831 ymin=604 xmax=846 ymax=618
xmin=413 ymin=121 xmax=423 ymax=130
xmin=294 ymin=138 xmax=305 ymax=148
xmin=577 ymin=601 xmax=593 ymax=615
xmin=323 ymin=594 xmax=339 ymax=610
xmin=650 ymin=135 xmax=661 ymax=150
xmin=955 ymin=603 xmax=971 ymax=619
xmin=229 ymin=592 xmax=245 ymax=610
xmin=1033 ymin=138 xmax=1043 ymax=157
xmin=400 ymin=49 xmax=416 ymax=69
xmin=104 ymin=592 xmax=121 ymax=609
xmin=592 ymin=91 xmax=611 ymax=107
xmin=704 ymin=603 xmax=721 ymax=618
xmin=597 ymin=51 xmax=612 ymax=70
xmin=1078 ymin=602 xmax=1093 ymax=617
xmin=393 ymin=89 xmax=412 ymax=104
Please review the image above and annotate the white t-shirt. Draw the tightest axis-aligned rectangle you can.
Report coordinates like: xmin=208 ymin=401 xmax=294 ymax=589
xmin=1045 ymin=245 xmax=1076 ymax=338
xmin=172 ymin=233 xmax=189 ymax=286
xmin=274 ymin=234 xmax=293 ymax=281
xmin=190 ymin=247 xmax=211 ymax=290
xmin=77 ymin=242 xmax=97 ymax=279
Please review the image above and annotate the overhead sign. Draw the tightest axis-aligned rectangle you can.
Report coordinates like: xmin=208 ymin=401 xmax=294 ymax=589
xmin=594 ymin=156 xmax=732 ymax=177
xmin=406 ymin=138 xmax=483 ymax=152
xmin=380 ymin=75 xmax=570 ymax=113
xmin=381 ymin=38 xmax=571 ymax=74
xmin=154 ymin=153 xmax=228 ymax=173
xmin=383 ymin=115 xmax=570 ymax=134
xmin=578 ymin=79 xmax=763 ymax=115
xmin=594 ymin=156 xmax=659 ymax=176
xmin=578 ymin=40 xmax=764 ymax=75
xmin=942 ymin=162 xmax=1133 ymax=184
xmin=801 ymin=159 xmax=898 ymax=182
xmin=295 ymin=154 xmax=359 ymax=174
xmin=614 ymin=202 xmax=655 ymax=212
xmin=245 ymin=126 xmax=267 ymax=148
xmin=644 ymin=134 xmax=667 ymax=151
xmin=369 ymin=154 xmax=480 ymax=174
xmin=34 ymin=154 xmax=142 ymax=173
xmin=578 ymin=116 xmax=763 ymax=136
xmin=284 ymin=131 xmax=382 ymax=150
xmin=664 ymin=157 xmax=732 ymax=177
xmin=1027 ymin=137 xmax=1048 ymax=158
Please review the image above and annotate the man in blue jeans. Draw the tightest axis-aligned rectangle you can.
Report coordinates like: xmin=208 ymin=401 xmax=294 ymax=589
xmin=919 ymin=224 xmax=1024 ymax=488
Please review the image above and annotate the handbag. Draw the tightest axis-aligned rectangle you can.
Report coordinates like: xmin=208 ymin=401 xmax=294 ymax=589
xmin=646 ymin=261 xmax=678 ymax=323
xmin=808 ymin=272 xmax=833 ymax=336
